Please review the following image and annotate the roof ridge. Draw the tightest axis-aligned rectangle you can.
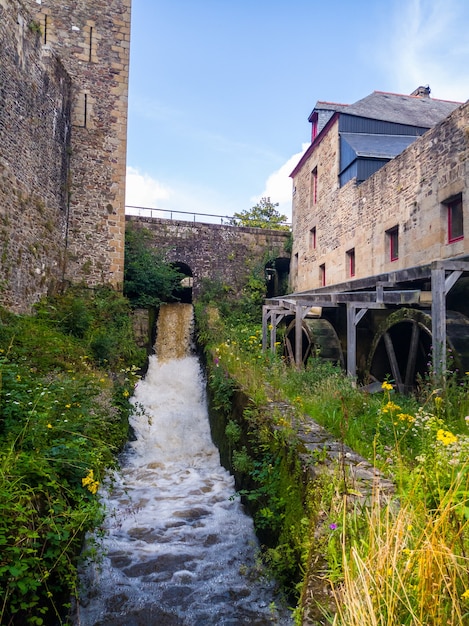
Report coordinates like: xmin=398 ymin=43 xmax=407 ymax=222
xmin=372 ymin=89 xmax=462 ymax=104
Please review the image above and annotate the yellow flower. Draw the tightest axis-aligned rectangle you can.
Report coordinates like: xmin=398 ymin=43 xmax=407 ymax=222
xmin=382 ymin=401 xmax=401 ymax=413
xmin=65 ymin=403 xmax=71 ymax=409
xmin=82 ymin=469 xmax=100 ymax=494
xmin=381 ymin=381 xmax=393 ymax=391
xmin=397 ymin=413 xmax=415 ymax=423
xmin=462 ymin=589 xmax=469 ymax=600
xmin=47 ymin=423 xmax=53 ymax=429
xmin=436 ymin=429 xmax=458 ymax=446
xmin=123 ymin=389 xmax=130 ymax=398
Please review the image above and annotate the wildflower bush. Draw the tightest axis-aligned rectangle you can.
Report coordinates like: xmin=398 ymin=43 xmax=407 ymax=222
xmin=195 ymin=298 xmax=469 ymax=624
xmin=0 ymin=289 xmax=143 ymax=625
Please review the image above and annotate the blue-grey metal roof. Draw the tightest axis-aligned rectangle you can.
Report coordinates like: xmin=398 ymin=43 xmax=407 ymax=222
xmin=340 ymin=133 xmax=418 ymax=159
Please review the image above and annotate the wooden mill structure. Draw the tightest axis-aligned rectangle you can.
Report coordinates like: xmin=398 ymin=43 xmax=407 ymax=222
xmin=263 ymin=89 xmax=469 ymax=390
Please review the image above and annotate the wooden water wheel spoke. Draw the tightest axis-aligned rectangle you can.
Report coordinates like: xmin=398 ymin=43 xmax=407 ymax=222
xmin=284 ymin=336 xmax=295 ymax=363
xmin=404 ymin=321 xmax=420 ymax=388
xmin=383 ymin=331 xmax=404 ymax=391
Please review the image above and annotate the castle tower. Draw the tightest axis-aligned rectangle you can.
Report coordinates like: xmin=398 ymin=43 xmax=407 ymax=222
xmin=26 ymin=0 xmax=131 ymax=290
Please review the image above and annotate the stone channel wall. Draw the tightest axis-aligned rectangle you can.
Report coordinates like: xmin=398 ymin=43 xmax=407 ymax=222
xmin=205 ymin=369 xmax=394 ymax=624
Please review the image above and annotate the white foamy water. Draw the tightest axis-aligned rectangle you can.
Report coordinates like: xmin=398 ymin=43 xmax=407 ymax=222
xmin=74 ymin=305 xmax=292 ymax=625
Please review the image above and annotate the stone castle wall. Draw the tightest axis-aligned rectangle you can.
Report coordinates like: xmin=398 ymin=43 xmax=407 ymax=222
xmin=0 ymin=0 xmax=130 ymax=312
xmin=291 ymin=101 xmax=469 ymax=292
xmin=0 ymin=0 xmax=71 ymax=311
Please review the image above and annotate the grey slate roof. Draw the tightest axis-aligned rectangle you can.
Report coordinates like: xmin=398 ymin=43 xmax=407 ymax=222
xmin=312 ymin=90 xmax=461 ymax=128
xmin=341 ymin=133 xmax=418 ymax=159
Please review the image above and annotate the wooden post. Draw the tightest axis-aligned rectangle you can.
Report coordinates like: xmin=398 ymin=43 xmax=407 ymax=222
xmin=262 ymin=305 xmax=268 ymax=352
xmin=431 ymin=267 xmax=446 ymax=382
xmin=346 ymin=304 xmax=356 ymax=379
xmin=346 ymin=304 xmax=368 ymax=381
xmin=270 ymin=312 xmax=277 ymax=352
xmin=295 ymin=303 xmax=302 ymax=369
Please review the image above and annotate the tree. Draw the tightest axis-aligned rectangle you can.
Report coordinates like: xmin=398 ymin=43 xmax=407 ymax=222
xmin=230 ymin=197 xmax=290 ymax=230
xmin=124 ymin=223 xmax=184 ymax=308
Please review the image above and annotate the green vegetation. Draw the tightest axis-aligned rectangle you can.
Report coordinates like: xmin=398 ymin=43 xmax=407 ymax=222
xmin=124 ymin=222 xmax=185 ymax=308
xmin=195 ymin=288 xmax=469 ymax=624
xmin=0 ymin=288 xmax=144 ymax=625
xmin=229 ymin=197 xmax=290 ymax=230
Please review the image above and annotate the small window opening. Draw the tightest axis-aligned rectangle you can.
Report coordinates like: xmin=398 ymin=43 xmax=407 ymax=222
xmin=83 ymin=93 xmax=88 ymax=128
xmin=346 ymin=248 xmax=355 ymax=277
xmin=311 ymin=167 xmax=318 ymax=205
xmin=319 ymin=263 xmax=326 ymax=286
xmin=447 ymin=195 xmax=463 ymax=243
xmin=309 ymin=226 xmax=316 ymax=249
xmin=89 ymin=26 xmax=93 ymax=62
xmin=387 ymin=226 xmax=399 ymax=262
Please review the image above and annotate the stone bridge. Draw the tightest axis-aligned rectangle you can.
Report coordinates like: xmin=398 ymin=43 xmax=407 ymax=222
xmin=125 ymin=215 xmax=291 ymax=301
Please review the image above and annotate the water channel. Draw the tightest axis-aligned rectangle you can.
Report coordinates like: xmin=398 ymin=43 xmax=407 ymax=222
xmin=73 ymin=304 xmax=293 ymax=625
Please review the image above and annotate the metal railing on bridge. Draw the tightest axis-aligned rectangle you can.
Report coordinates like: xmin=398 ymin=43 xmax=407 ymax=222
xmin=125 ymin=205 xmax=234 ymax=225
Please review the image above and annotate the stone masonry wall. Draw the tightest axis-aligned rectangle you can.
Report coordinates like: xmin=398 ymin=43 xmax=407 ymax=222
xmin=26 ymin=0 xmax=131 ymax=290
xmin=291 ymin=101 xmax=469 ymax=292
xmin=126 ymin=216 xmax=290 ymax=298
xmin=0 ymin=0 xmax=71 ymax=312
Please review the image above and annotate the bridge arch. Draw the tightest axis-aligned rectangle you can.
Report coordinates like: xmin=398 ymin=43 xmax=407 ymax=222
xmin=126 ymin=216 xmax=291 ymax=300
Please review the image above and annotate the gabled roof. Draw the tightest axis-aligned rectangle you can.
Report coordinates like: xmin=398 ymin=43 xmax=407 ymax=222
xmin=340 ymin=133 xmax=417 ymax=160
xmin=293 ymin=89 xmax=463 ymax=179
xmin=344 ymin=91 xmax=461 ymax=127
xmin=309 ymin=90 xmax=461 ymax=128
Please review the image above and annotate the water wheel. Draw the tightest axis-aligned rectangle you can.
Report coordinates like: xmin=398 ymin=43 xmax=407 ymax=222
xmin=367 ymin=308 xmax=469 ymax=392
xmin=283 ymin=317 xmax=344 ymax=367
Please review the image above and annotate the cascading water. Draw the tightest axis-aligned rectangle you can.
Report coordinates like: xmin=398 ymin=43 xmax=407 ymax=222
xmin=73 ymin=304 xmax=293 ymax=625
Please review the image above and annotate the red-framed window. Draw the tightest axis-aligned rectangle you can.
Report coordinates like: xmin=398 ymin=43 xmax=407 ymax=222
xmin=447 ymin=195 xmax=464 ymax=243
xmin=310 ymin=226 xmax=316 ymax=249
xmin=319 ymin=263 xmax=326 ymax=286
xmin=346 ymin=248 xmax=355 ymax=277
xmin=387 ymin=226 xmax=399 ymax=262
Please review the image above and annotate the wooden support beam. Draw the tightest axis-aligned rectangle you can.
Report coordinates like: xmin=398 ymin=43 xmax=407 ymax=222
xmin=261 ymin=306 xmax=269 ymax=352
xmin=431 ymin=268 xmax=446 ymax=381
xmin=295 ymin=304 xmax=303 ymax=369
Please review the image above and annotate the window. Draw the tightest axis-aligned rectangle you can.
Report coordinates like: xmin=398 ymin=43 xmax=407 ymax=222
xmin=387 ymin=226 xmax=399 ymax=262
xmin=311 ymin=113 xmax=318 ymax=141
xmin=346 ymin=248 xmax=355 ymax=277
xmin=311 ymin=167 xmax=318 ymax=205
xmin=447 ymin=195 xmax=463 ymax=243
xmin=319 ymin=263 xmax=326 ymax=286
xmin=309 ymin=226 xmax=316 ymax=249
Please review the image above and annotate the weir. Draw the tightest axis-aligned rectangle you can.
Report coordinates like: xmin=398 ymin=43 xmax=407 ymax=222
xmin=73 ymin=303 xmax=292 ymax=625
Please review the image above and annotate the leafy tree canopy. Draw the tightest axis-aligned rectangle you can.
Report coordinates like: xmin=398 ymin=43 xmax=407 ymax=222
xmin=124 ymin=223 xmax=184 ymax=308
xmin=230 ymin=197 xmax=290 ymax=230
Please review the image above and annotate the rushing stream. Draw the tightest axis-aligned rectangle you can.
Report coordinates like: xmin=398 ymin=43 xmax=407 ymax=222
xmin=73 ymin=304 xmax=293 ymax=625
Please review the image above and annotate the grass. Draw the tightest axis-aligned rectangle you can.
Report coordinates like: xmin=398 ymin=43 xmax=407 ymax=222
xmin=0 ymin=288 xmax=145 ymax=625
xmin=196 ymin=303 xmax=469 ymax=624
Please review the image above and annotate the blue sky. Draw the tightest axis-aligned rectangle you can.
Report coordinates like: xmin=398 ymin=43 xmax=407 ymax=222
xmin=125 ymin=0 xmax=469 ymax=223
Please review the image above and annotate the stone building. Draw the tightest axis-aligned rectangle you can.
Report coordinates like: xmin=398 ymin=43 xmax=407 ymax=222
xmin=290 ymin=88 xmax=465 ymax=292
xmin=0 ymin=0 xmax=130 ymax=312
xmin=263 ymin=88 xmax=469 ymax=387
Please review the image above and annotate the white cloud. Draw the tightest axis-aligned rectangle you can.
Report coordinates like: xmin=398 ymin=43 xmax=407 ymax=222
xmin=125 ymin=166 xmax=171 ymax=210
xmin=254 ymin=144 xmax=309 ymax=221
xmin=389 ymin=0 xmax=469 ymax=102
